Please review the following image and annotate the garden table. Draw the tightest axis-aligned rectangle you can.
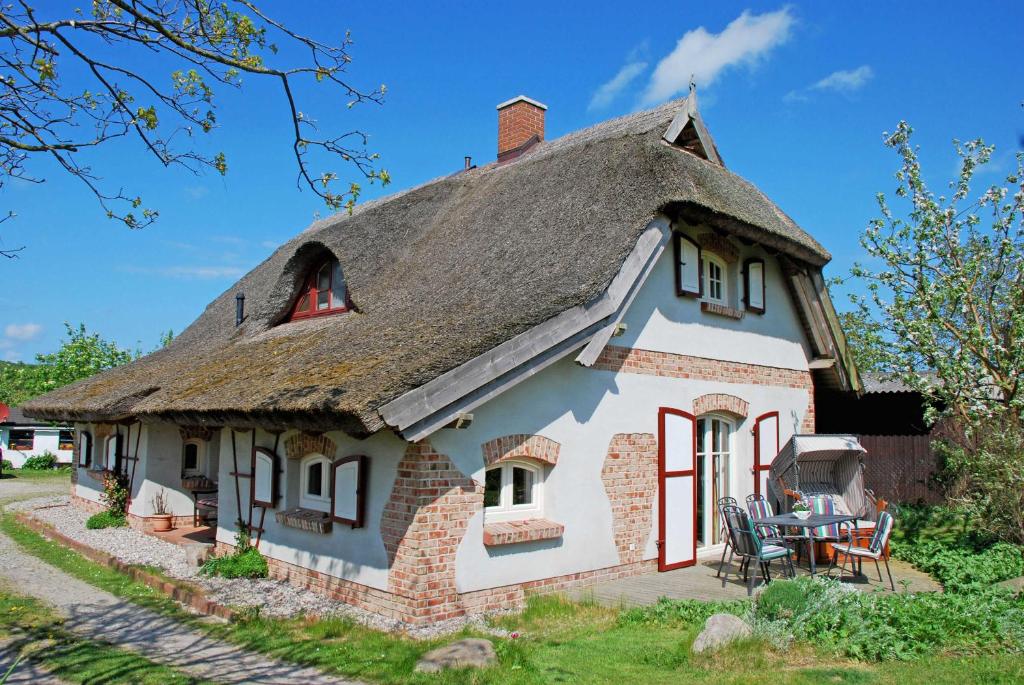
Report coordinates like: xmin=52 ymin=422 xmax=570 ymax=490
xmin=752 ymin=512 xmax=859 ymax=575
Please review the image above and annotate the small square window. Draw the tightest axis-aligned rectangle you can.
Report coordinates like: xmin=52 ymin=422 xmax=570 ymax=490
xmin=484 ymin=461 xmax=543 ymax=522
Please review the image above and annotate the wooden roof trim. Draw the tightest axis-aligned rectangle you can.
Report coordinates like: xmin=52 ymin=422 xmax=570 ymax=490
xmin=661 ymin=91 xmax=723 ymax=167
xmin=380 ymin=216 xmax=672 ymax=440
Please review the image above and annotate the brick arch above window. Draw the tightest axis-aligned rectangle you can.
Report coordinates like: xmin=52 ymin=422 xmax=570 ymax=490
xmin=179 ymin=426 xmax=215 ymax=442
xmin=285 ymin=432 xmax=337 ymax=460
xmin=693 ymin=393 xmax=749 ymax=419
xmin=481 ymin=434 xmax=560 ymax=467
xmin=696 ymin=232 xmax=739 ymax=263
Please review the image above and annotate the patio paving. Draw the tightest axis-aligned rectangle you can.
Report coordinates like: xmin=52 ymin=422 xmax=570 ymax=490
xmin=570 ymin=553 xmax=940 ymax=607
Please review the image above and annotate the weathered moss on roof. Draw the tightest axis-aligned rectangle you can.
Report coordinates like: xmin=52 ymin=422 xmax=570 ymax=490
xmin=23 ymin=98 xmax=830 ymax=435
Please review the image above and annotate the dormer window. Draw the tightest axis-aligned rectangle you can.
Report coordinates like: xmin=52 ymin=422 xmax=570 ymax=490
xmin=703 ymin=254 xmax=728 ymax=305
xmin=289 ymin=258 xmax=348 ymax=320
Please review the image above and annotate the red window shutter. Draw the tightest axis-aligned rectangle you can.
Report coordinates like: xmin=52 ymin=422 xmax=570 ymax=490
xmin=753 ymin=411 xmax=780 ymax=497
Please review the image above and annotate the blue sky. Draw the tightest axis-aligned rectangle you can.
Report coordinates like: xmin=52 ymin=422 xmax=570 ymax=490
xmin=1 ymin=1 xmax=1020 ymax=361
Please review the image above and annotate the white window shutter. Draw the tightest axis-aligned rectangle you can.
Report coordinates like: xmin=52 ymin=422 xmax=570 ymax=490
xmin=676 ymin=235 xmax=701 ymax=297
xmin=745 ymin=258 xmax=766 ymax=313
xmin=331 ymin=455 xmax=367 ymax=527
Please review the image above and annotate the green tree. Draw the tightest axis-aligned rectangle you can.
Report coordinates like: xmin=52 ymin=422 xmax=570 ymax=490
xmin=0 ymin=1 xmax=389 ymax=257
xmin=0 ymin=323 xmax=137 ymax=405
xmin=847 ymin=122 xmax=1023 ymax=425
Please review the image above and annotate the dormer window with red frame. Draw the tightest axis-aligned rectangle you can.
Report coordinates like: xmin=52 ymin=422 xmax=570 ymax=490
xmin=289 ymin=258 xmax=349 ymax=320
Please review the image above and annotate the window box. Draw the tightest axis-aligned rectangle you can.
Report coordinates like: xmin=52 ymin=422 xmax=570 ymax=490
xmin=700 ymin=301 xmax=743 ymax=320
xmin=483 ymin=518 xmax=564 ymax=546
xmin=275 ymin=507 xmax=333 ymax=534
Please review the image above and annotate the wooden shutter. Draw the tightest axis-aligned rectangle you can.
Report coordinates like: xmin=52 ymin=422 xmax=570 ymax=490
xmin=753 ymin=411 xmax=780 ymax=497
xmin=674 ymin=233 xmax=703 ymax=297
xmin=658 ymin=408 xmax=698 ymax=571
xmin=743 ymin=258 xmax=766 ymax=314
xmin=331 ymin=455 xmax=368 ymax=527
xmin=79 ymin=431 xmax=92 ymax=468
xmin=250 ymin=446 xmax=280 ymax=508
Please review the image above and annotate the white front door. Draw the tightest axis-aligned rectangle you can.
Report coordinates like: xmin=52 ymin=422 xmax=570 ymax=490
xmin=658 ymin=408 xmax=697 ymax=571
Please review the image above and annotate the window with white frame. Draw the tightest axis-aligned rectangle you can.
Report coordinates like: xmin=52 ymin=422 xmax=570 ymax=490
xmin=182 ymin=440 xmax=205 ymax=477
xmin=299 ymin=453 xmax=332 ymax=512
xmin=483 ymin=460 xmax=543 ymax=522
xmin=103 ymin=435 xmax=119 ymax=470
xmin=703 ymin=253 xmax=728 ymax=305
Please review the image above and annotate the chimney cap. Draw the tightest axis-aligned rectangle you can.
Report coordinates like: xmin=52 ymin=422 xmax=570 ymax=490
xmin=496 ymin=95 xmax=548 ymax=111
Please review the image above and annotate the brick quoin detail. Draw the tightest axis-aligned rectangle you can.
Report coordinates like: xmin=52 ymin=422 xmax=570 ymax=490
xmin=601 ymin=433 xmax=658 ymax=565
xmin=693 ymin=393 xmax=749 ymax=418
xmin=696 ymin=232 xmax=739 ymax=263
xmin=594 ymin=346 xmax=816 ymax=433
xmin=380 ymin=441 xmax=483 ymax=623
xmin=481 ymin=434 xmax=560 ymax=467
xmin=285 ymin=433 xmax=337 ymax=460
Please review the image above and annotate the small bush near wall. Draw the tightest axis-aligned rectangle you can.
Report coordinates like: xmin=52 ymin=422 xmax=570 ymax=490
xmin=201 ymin=527 xmax=268 ymax=579
xmin=85 ymin=511 xmax=127 ymax=529
xmin=1 ymin=459 xmax=12 ymax=471
xmin=22 ymin=452 xmax=58 ymax=470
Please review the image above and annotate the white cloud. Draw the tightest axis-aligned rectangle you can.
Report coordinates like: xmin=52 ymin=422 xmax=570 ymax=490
xmin=3 ymin=350 xmax=20 ymax=361
xmin=184 ymin=185 xmax=210 ymax=200
xmin=812 ymin=65 xmax=873 ymax=93
xmin=589 ymin=46 xmax=649 ymax=111
xmin=4 ymin=323 xmax=41 ymax=341
xmin=119 ymin=265 xmax=245 ymax=280
xmin=641 ymin=7 xmax=795 ymax=105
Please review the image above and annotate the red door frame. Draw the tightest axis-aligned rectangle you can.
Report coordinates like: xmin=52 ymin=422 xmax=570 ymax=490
xmin=752 ymin=411 xmax=780 ymax=496
xmin=658 ymin=407 xmax=698 ymax=572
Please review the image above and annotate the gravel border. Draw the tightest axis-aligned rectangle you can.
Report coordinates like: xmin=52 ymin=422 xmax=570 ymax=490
xmin=10 ymin=496 xmax=511 ymax=639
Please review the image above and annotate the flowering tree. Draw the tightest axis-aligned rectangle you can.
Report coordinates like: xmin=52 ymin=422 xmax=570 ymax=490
xmin=0 ymin=1 xmax=389 ymax=257
xmin=848 ymin=122 xmax=1023 ymax=425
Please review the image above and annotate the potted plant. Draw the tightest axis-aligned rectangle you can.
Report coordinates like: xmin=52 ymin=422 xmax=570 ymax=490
xmin=150 ymin=488 xmax=173 ymax=532
xmin=792 ymin=499 xmax=812 ymax=520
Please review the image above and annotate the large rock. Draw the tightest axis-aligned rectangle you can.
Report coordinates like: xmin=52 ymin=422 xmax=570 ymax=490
xmin=415 ymin=638 xmax=497 ymax=673
xmin=692 ymin=613 xmax=752 ymax=654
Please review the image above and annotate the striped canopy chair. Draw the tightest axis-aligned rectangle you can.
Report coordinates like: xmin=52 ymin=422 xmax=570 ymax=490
xmin=722 ymin=505 xmax=796 ymax=595
xmin=827 ymin=511 xmax=896 ymax=590
xmin=716 ymin=496 xmax=739 ymax=578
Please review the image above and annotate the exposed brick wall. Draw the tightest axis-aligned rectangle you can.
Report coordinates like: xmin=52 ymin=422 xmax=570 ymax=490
xmin=481 ymin=434 xmax=560 ymax=467
xmin=284 ymin=433 xmax=337 ymax=460
xmin=93 ymin=423 xmax=113 ymax=440
xmin=601 ymin=434 xmax=657 ymax=565
xmin=498 ymin=98 xmax=545 ymax=157
xmin=70 ymin=493 xmax=193 ymax=533
xmin=696 ymin=232 xmax=738 ymax=263
xmin=483 ymin=519 xmax=564 ymax=546
xmin=379 ymin=441 xmax=483 ymax=623
xmin=693 ymin=393 xmax=749 ymax=418
xmin=179 ymin=426 xmax=215 ymax=442
xmin=595 ymin=346 xmax=814 ymax=432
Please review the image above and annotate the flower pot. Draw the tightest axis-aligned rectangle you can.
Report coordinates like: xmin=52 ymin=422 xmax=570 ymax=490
xmin=150 ymin=514 xmax=173 ymax=532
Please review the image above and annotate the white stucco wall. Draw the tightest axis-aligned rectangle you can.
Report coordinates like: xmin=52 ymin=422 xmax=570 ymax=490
xmin=617 ymin=234 xmax=811 ymax=371
xmin=1 ymin=426 xmax=73 ymax=467
xmin=214 ymin=427 xmax=406 ymax=592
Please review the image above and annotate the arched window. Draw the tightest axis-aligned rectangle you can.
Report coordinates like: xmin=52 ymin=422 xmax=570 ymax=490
xmin=703 ymin=253 xmax=728 ymax=306
xmin=299 ymin=453 xmax=332 ymax=512
xmin=696 ymin=415 xmax=733 ymax=547
xmin=483 ymin=460 xmax=543 ymax=522
xmin=182 ymin=440 xmax=205 ymax=477
xmin=289 ymin=257 xmax=348 ymax=320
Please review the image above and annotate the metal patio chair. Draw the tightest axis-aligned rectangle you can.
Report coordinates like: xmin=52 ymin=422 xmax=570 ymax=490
xmin=722 ymin=505 xmax=796 ymax=595
xmin=715 ymin=496 xmax=739 ymax=577
xmin=827 ymin=510 xmax=896 ymax=591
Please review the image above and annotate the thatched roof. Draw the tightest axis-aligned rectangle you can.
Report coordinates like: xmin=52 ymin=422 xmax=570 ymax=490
xmin=22 ymin=97 xmax=831 ymax=436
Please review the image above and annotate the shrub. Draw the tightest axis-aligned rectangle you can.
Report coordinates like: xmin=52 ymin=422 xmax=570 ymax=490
xmin=752 ymin=577 xmax=1024 ymax=661
xmin=85 ymin=510 xmax=127 ymax=529
xmin=757 ymin=578 xmax=810 ymax=621
xmin=21 ymin=452 xmax=58 ymax=470
xmin=618 ymin=597 xmax=748 ymax=627
xmin=201 ymin=547 xmax=268 ymax=579
xmin=891 ymin=538 xmax=1024 ymax=592
xmin=100 ymin=470 xmax=130 ymax=516
xmin=1 ymin=459 xmax=12 ymax=471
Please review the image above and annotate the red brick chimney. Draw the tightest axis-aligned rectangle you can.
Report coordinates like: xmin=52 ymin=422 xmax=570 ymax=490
xmin=497 ymin=95 xmax=547 ymax=161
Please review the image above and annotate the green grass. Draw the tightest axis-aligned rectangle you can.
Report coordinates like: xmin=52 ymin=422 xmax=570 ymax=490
xmin=3 ymin=512 xmax=1024 ymax=684
xmin=0 ymin=467 xmax=72 ymax=481
xmin=0 ymin=587 xmax=212 ymax=684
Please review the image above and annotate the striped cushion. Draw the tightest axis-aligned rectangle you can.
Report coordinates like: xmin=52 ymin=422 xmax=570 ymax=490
xmin=746 ymin=498 xmax=781 ymax=539
xmin=809 ymin=495 xmax=840 ymax=538
xmin=869 ymin=511 xmax=894 ymax=553
xmin=760 ymin=544 xmax=792 ymax=560
xmin=830 ymin=543 xmax=880 ymax=559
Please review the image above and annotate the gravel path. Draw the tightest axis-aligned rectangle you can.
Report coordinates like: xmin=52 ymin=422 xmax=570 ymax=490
xmin=13 ymin=497 xmax=507 ymax=639
xmin=0 ymin=526 xmax=359 ymax=685
xmin=0 ymin=475 xmax=70 ymax=507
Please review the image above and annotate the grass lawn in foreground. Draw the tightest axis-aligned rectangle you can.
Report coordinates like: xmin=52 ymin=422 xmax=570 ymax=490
xmin=0 ymin=467 xmax=73 ymax=481
xmin=0 ymin=586 xmax=212 ymax=684
xmin=2 ymin=512 xmax=1023 ymax=685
